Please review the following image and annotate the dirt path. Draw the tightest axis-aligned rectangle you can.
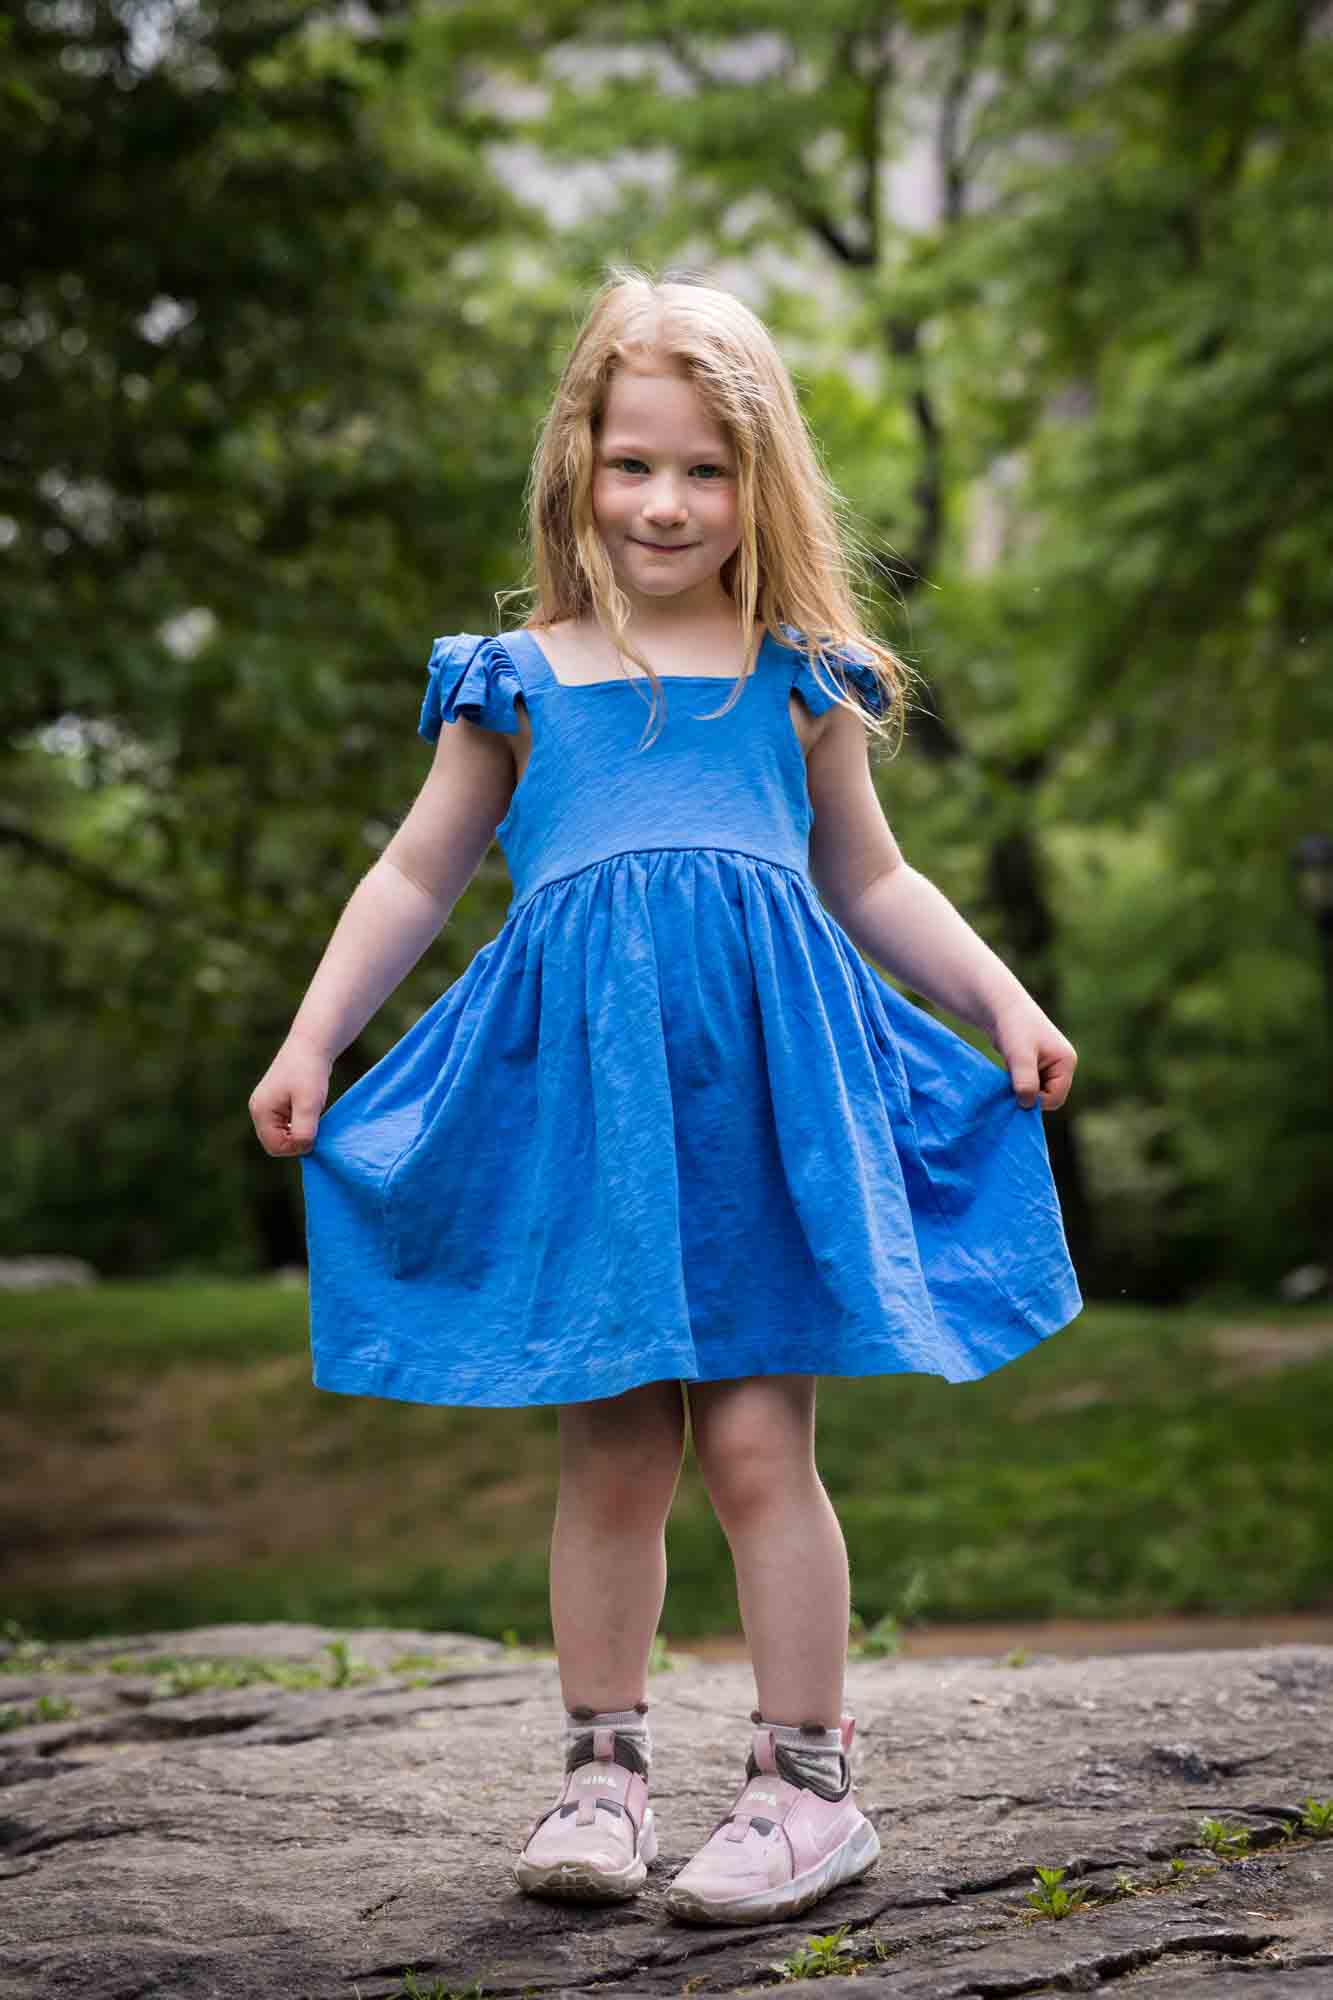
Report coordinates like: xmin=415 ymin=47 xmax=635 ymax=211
xmin=678 ymin=1608 xmax=1333 ymax=1663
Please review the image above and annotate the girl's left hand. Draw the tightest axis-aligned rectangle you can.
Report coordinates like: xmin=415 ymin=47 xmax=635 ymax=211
xmin=986 ymin=997 xmax=1078 ymax=1111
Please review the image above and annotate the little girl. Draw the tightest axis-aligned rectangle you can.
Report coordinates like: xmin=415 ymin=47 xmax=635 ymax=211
xmin=250 ymin=267 xmax=1082 ymax=1927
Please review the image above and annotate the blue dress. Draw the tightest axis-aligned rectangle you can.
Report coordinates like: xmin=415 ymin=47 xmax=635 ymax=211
xmin=300 ymin=624 xmax=1083 ymax=1409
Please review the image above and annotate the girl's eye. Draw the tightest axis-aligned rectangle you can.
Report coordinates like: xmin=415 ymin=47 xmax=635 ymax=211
xmin=608 ymin=458 xmax=728 ymax=478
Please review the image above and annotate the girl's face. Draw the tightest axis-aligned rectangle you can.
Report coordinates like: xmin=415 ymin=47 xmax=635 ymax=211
xmin=591 ymin=361 xmax=741 ymax=617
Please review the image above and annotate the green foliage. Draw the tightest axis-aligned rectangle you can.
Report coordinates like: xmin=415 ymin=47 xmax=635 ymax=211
xmin=0 ymin=1619 xmax=516 ymax=1692
xmin=646 ymin=1633 xmax=681 ymax=1674
xmin=4 ymin=1287 xmax=1332 ymax=1640
xmin=2 ymin=1 xmax=567 ymax=1274
xmin=1025 ymin=1863 xmax=1090 ymax=1918
xmin=0 ymin=1693 xmax=77 ymax=1731
xmin=5 ymin=0 xmax=1331 ymax=1300
xmin=1196 ymin=1816 xmax=1252 ymax=1857
xmin=848 ymin=1567 xmax=929 ymax=1656
xmin=771 ymin=1923 xmax=861 ymax=1980
xmin=382 ymin=1977 xmax=482 ymax=2000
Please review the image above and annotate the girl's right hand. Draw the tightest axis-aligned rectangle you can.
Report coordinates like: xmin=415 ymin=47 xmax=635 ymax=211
xmin=249 ymin=1033 xmax=333 ymax=1158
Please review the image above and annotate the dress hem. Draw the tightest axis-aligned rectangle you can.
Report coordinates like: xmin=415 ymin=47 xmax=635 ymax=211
xmin=310 ymin=1285 xmax=1083 ymax=1409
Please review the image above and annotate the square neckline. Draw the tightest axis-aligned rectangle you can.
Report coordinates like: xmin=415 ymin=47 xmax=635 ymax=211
xmin=513 ymin=624 xmax=780 ymax=689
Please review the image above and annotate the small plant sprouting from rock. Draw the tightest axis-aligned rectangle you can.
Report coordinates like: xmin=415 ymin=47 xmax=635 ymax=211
xmin=0 ymin=1692 xmax=77 ymax=1731
xmin=848 ymin=1568 xmax=929 ymax=1660
xmin=1025 ymin=1864 xmax=1090 ymax=1918
xmin=647 ymin=1633 xmax=678 ymax=1674
xmin=111 ymin=1652 xmax=383 ymax=1700
xmin=770 ymin=1922 xmax=861 ymax=1979
xmin=324 ymin=1638 xmax=355 ymax=1686
xmin=1197 ymin=1816 xmax=1251 ymax=1857
xmin=1001 ymin=1646 xmax=1031 ymax=1668
xmin=0 ymin=1619 xmax=85 ymax=1676
xmin=364 ymin=1972 xmax=483 ymax=2000
xmin=1300 ymin=1796 xmax=1333 ymax=1837
xmin=847 ymin=1611 xmax=903 ymax=1659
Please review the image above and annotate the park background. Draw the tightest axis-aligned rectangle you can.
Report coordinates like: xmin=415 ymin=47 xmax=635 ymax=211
xmin=3 ymin=0 xmax=1331 ymax=1661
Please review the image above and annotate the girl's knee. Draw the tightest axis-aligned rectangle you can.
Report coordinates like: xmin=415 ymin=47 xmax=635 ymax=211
xmin=556 ymin=1379 xmax=685 ymax=1527
xmin=688 ymin=1375 xmax=818 ymax=1525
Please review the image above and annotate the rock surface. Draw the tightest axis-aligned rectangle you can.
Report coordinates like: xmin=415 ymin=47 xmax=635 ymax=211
xmin=1 ymin=1626 xmax=1330 ymax=1998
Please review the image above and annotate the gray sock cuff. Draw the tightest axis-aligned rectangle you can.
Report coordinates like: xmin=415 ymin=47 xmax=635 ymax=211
xmin=562 ymin=1704 xmax=652 ymax=1778
xmin=750 ymin=1708 xmax=839 ymax=1740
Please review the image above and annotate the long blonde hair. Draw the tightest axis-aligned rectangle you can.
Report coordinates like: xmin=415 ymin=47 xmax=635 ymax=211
xmin=499 ymin=264 xmax=920 ymax=753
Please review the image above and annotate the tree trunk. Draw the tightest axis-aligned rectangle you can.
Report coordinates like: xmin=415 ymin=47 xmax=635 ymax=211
xmin=984 ymin=821 xmax=1099 ymax=1291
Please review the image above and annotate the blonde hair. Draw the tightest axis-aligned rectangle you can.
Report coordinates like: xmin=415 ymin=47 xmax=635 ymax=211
xmin=498 ymin=263 xmax=921 ymax=753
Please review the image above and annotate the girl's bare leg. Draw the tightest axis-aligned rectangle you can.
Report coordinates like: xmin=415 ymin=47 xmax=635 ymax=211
xmin=550 ymin=1377 xmax=687 ymax=1711
xmin=686 ymin=1373 xmax=848 ymax=1727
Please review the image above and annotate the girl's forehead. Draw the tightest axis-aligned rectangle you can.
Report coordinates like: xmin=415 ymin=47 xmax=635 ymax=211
xmin=600 ymin=363 xmax=729 ymax=445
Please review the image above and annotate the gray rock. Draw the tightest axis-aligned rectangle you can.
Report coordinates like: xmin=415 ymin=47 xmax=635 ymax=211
xmin=1 ymin=1631 xmax=1330 ymax=1997
xmin=0 ymin=1255 xmax=98 ymax=1291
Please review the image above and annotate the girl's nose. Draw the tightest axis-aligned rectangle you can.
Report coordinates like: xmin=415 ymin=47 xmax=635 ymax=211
xmin=642 ymin=477 xmax=688 ymax=522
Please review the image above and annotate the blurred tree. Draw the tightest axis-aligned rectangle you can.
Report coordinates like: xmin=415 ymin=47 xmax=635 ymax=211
xmin=5 ymin=1 xmax=1330 ymax=1292
xmin=437 ymin=0 xmax=1333 ymax=1292
xmin=941 ymin=0 xmax=1333 ymax=1287
xmin=0 ymin=1 xmax=558 ymax=1269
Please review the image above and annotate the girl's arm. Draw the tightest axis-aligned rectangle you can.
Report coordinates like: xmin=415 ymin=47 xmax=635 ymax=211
xmin=806 ymin=708 xmax=1076 ymax=1109
xmin=286 ymin=716 xmax=518 ymax=1063
xmin=250 ymin=718 xmax=516 ymax=1158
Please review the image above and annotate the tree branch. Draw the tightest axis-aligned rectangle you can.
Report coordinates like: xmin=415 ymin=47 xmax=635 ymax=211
xmin=0 ymin=814 xmax=168 ymax=912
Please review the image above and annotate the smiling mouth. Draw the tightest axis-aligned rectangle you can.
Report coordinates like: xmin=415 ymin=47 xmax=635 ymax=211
xmin=632 ymin=538 xmax=697 ymax=551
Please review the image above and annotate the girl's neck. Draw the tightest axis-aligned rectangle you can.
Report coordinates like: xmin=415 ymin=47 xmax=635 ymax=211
xmin=608 ymin=600 xmax=748 ymax=649
xmin=539 ymin=607 xmax=762 ymax=683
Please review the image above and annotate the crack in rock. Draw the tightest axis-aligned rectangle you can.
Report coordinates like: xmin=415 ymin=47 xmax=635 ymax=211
xmin=0 ymin=1755 xmax=80 ymax=1787
xmin=803 ymin=1926 xmax=1286 ymax=1999
xmin=39 ymin=1707 xmax=275 ymax=1752
xmin=0 ymin=1817 xmax=155 ymax=1859
xmin=1146 ymin=1743 xmax=1279 ymax=1782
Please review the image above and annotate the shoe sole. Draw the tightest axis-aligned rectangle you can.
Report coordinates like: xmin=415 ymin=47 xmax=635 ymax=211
xmin=664 ymin=1814 xmax=880 ymax=1926
xmin=513 ymin=1806 xmax=657 ymax=1904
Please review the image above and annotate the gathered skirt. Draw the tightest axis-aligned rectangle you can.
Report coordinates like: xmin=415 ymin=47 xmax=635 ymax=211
xmin=301 ymin=847 xmax=1083 ymax=1408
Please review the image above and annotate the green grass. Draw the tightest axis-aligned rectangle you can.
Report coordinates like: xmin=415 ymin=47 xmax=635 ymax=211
xmin=2 ymin=1281 xmax=1331 ymax=1643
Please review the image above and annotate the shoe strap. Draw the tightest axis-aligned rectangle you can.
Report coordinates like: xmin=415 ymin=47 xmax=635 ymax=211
xmin=528 ymin=1746 xmax=649 ymax=1842
xmin=564 ymin=1724 xmax=649 ymax=1777
xmin=751 ymin=1725 xmax=780 ymax=1774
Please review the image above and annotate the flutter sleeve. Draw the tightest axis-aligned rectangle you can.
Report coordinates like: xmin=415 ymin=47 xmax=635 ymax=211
xmin=787 ymin=634 xmax=887 ymax=722
xmin=418 ymin=633 xmax=524 ymax=741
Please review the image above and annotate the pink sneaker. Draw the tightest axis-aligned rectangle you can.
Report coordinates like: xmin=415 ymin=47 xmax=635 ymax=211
xmin=513 ymin=1725 xmax=657 ymax=1903
xmin=664 ymin=1714 xmax=880 ymax=1926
